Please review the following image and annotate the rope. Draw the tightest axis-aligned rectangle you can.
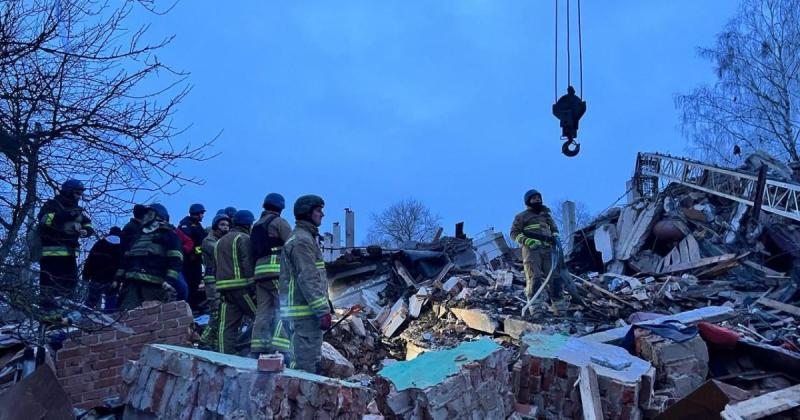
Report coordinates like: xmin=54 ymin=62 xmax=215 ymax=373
xmin=577 ymin=0 xmax=584 ymax=97
xmin=566 ymin=0 xmax=571 ymax=87
xmin=554 ymin=0 xmax=558 ymax=102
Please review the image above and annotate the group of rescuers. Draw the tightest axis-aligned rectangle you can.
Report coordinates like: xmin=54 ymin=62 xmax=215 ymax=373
xmin=38 ymin=180 xmax=560 ymax=374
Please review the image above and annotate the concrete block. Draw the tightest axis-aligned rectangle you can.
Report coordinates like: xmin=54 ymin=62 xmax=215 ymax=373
xmin=320 ymin=342 xmax=355 ymax=378
xmin=451 ymin=308 xmax=498 ymax=334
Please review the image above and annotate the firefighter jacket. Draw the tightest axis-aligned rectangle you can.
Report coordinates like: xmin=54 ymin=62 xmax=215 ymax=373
xmin=279 ymin=220 xmax=329 ymax=320
xmin=83 ymin=237 xmax=122 ymax=284
xmin=510 ymin=206 xmax=559 ymax=250
xmin=251 ymin=211 xmax=292 ymax=282
xmin=201 ymin=230 xmax=221 ymax=284
xmin=214 ymin=226 xmax=254 ymax=292
xmin=121 ymin=218 xmax=141 ymax=253
xmin=37 ymin=193 xmax=94 ymax=257
xmin=120 ymin=221 xmax=183 ymax=285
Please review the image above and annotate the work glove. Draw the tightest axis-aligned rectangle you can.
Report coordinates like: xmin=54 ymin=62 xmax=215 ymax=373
xmin=319 ymin=313 xmax=332 ymax=330
xmin=524 ymin=238 xmax=542 ymax=248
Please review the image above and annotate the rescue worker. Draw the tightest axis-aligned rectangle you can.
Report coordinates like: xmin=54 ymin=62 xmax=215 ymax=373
xmin=279 ymin=195 xmax=331 ymax=373
xmin=37 ymin=179 xmax=94 ymax=312
xmin=118 ymin=204 xmax=184 ymax=309
xmin=179 ymin=203 xmax=208 ymax=310
xmin=198 ymin=213 xmax=230 ymax=349
xmin=223 ymin=206 xmax=237 ymax=220
xmin=510 ymin=190 xmax=563 ymax=302
xmin=250 ymin=193 xmax=292 ymax=356
xmin=83 ymin=227 xmax=123 ymax=311
xmin=121 ymin=204 xmax=148 ymax=253
xmin=215 ymin=210 xmax=256 ymax=355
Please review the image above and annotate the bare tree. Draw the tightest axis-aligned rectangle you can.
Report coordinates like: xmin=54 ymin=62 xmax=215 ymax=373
xmin=0 ymin=0 xmax=212 ymax=344
xmin=676 ymin=0 xmax=800 ymax=166
xmin=367 ymin=198 xmax=442 ymax=247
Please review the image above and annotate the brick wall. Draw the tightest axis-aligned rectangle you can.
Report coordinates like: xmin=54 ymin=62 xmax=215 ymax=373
xmin=55 ymin=301 xmax=194 ymax=409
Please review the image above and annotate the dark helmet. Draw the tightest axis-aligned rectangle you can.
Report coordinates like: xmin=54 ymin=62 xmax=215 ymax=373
xmin=294 ymin=195 xmax=325 ymax=220
xmin=224 ymin=206 xmax=237 ymax=219
xmin=263 ymin=193 xmax=286 ymax=211
xmin=212 ymin=213 xmax=231 ymax=229
xmin=133 ymin=204 xmax=149 ymax=219
xmin=149 ymin=203 xmax=170 ymax=222
xmin=567 ymin=85 xmax=576 ymax=95
xmin=60 ymin=179 xmax=85 ymax=194
xmin=233 ymin=210 xmax=255 ymax=226
xmin=189 ymin=203 xmax=206 ymax=215
xmin=524 ymin=189 xmax=542 ymax=205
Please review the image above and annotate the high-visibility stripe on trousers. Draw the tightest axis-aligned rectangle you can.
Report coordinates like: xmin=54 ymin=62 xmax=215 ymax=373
xmin=217 ymin=288 xmax=256 ymax=355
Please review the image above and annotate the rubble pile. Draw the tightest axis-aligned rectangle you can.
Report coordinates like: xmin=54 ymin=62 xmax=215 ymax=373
xmin=121 ymin=344 xmax=372 ymax=419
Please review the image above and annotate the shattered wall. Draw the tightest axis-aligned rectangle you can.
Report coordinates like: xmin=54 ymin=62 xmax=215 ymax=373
xmin=120 ymin=344 xmax=372 ymax=419
xmin=375 ymin=338 xmax=514 ymax=419
xmin=55 ymin=301 xmax=194 ymax=409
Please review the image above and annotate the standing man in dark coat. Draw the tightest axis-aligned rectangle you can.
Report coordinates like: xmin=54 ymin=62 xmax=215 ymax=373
xmin=179 ymin=203 xmax=208 ymax=310
xmin=83 ymin=227 xmax=123 ymax=311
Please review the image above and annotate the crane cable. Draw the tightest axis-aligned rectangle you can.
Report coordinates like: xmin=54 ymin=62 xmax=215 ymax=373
xmin=554 ymin=0 xmax=584 ymax=99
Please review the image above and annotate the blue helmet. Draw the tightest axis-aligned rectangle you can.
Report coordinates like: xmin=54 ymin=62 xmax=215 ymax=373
xmin=263 ymin=193 xmax=286 ymax=211
xmin=60 ymin=179 xmax=85 ymax=194
xmin=149 ymin=203 xmax=170 ymax=222
xmin=524 ymin=189 xmax=541 ymax=206
xmin=212 ymin=213 xmax=231 ymax=229
xmin=189 ymin=203 xmax=206 ymax=215
xmin=224 ymin=206 xmax=237 ymax=219
xmin=233 ymin=210 xmax=255 ymax=226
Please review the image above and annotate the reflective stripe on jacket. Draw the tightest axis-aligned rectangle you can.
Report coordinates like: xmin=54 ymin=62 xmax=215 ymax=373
xmin=214 ymin=227 xmax=254 ymax=291
xmin=279 ymin=220 xmax=330 ymax=320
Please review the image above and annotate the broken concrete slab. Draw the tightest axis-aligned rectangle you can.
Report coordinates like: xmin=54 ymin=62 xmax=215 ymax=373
xmin=408 ymin=287 xmax=431 ymax=319
xmin=513 ymin=333 xmax=653 ymax=419
xmin=121 ymin=344 xmax=371 ymax=419
xmin=376 ymin=338 xmax=514 ymax=419
xmin=381 ymin=298 xmax=408 ymax=338
xmin=503 ymin=318 xmax=543 ymax=339
xmin=635 ymin=330 xmax=709 ymax=405
xmin=451 ymin=308 xmax=498 ymax=334
xmin=321 ymin=342 xmax=355 ymax=379
xmin=720 ymin=384 xmax=800 ymax=420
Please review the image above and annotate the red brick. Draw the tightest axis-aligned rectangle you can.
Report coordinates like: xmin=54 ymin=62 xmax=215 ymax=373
xmin=93 ymin=376 xmax=121 ymax=390
xmin=92 ymin=357 xmax=125 ymax=371
xmin=56 ymin=348 xmax=83 ymax=360
xmin=126 ymin=314 xmax=159 ymax=327
xmin=99 ymin=367 xmax=123 ymax=378
xmin=529 ymin=358 xmax=541 ymax=376
xmin=61 ymin=365 xmax=84 ymax=377
xmin=97 ymin=330 xmax=116 ymax=341
xmin=556 ymin=361 xmax=568 ymax=378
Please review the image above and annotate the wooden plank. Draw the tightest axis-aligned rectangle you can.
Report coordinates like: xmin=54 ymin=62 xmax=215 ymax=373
xmin=659 ymin=254 xmax=737 ymax=275
xmin=579 ymin=365 xmax=604 ymax=420
xmin=618 ymin=203 xmax=659 ymax=261
xmin=394 ymin=260 xmax=418 ymax=288
xmin=581 ymin=306 xmax=735 ymax=344
xmin=614 ymin=206 xmax=638 ymax=258
xmin=678 ymin=239 xmax=690 ymax=264
xmin=742 ymin=260 xmax=785 ymax=277
xmin=756 ymin=298 xmax=800 ymax=317
xmin=569 ymin=273 xmax=636 ymax=308
xmin=430 ymin=262 xmax=455 ymax=289
xmin=720 ymin=384 xmax=800 ymax=420
xmin=686 ymin=234 xmax=701 ymax=261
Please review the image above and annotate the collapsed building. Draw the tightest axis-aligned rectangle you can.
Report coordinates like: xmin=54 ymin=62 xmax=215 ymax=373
xmin=2 ymin=151 xmax=800 ymax=419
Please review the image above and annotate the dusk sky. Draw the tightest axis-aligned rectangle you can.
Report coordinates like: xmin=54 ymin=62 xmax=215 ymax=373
xmin=128 ymin=1 xmax=739 ymax=241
